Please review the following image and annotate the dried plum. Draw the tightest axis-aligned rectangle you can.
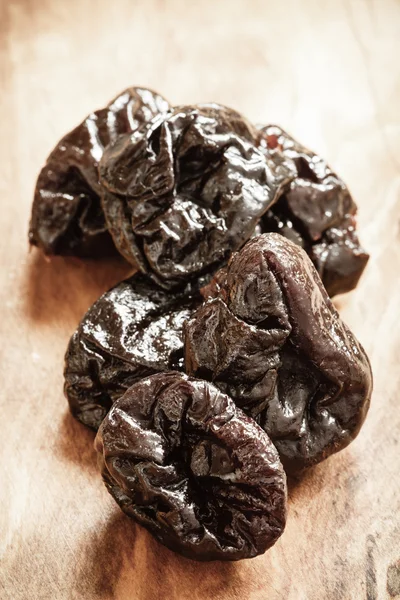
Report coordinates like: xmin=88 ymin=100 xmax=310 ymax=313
xmin=29 ymin=87 xmax=170 ymax=257
xmin=99 ymin=104 xmax=295 ymax=288
xmin=185 ymin=233 xmax=373 ymax=473
xmin=258 ymin=125 xmax=369 ymax=296
xmin=64 ymin=273 xmax=201 ymax=430
xmin=95 ymin=371 xmax=287 ymax=561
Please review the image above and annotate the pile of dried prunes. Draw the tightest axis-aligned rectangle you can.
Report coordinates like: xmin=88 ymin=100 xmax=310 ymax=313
xmin=30 ymin=87 xmax=372 ymax=561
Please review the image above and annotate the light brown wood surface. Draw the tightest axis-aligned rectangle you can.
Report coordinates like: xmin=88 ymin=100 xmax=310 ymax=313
xmin=1 ymin=0 xmax=400 ymax=598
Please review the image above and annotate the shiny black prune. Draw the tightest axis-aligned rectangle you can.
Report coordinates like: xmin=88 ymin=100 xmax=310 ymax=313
xmin=64 ymin=274 xmax=202 ymax=430
xmin=258 ymin=125 xmax=369 ymax=296
xmin=29 ymin=87 xmax=170 ymax=257
xmin=94 ymin=371 xmax=287 ymax=561
xmin=98 ymin=104 xmax=295 ymax=289
xmin=185 ymin=233 xmax=373 ymax=473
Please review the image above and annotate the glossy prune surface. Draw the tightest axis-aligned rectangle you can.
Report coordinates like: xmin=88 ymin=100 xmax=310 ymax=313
xmin=95 ymin=371 xmax=287 ymax=561
xmin=64 ymin=274 xmax=201 ymax=430
xmin=258 ymin=125 xmax=369 ymax=296
xmin=29 ymin=87 xmax=170 ymax=257
xmin=185 ymin=233 xmax=373 ymax=473
xmin=99 ymin=104 xmax=295 ymax=288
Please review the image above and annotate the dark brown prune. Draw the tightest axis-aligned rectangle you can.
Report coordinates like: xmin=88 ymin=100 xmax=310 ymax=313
xmin=185 ymin=233 xmax=373 ymax=473
xmin=64 ymin=274 xmax=202 ymax=430
xmin=258 ymin=125 xmax=369 ymax=296
xmin=98 ymin=104 xmax=295 ymax=289
xmin=310 ymin=215 xmax=370 ymax=297
xmin=94 ymin=371 xmax=287 ymax=561
xmin=29 ymin=87 xmax=170 ymax=257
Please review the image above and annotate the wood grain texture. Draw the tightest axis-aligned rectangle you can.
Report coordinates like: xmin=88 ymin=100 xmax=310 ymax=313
xmin=0 ymin=0 xmax=399 ymax=598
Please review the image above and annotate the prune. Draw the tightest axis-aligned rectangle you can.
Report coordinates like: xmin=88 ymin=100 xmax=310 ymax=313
xmin=185 ymin=233 xmax=373 ymax=473
xmin=29 ymin=87 xmax=170 ymax=257
xmin=98 ymin=104 xmax=295 ymax=288
xmin=258 ymin=125 xmax=369 ymax=296
xmin=64 ymin=274 xmax=202 ymax=430
xmin=94 ymin=371 xmax=287 ymax=561
xmin=310 ymin=215 xmax=370 ymax=297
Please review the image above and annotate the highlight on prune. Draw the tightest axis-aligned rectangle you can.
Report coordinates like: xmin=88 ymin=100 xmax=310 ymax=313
xmin=95 ymin=371 xmax=287 ymax=561
xmin=98 ymin=104 xmax=296 ymax=289
xmin=185 ymin=233 xmax=373 ymax=473
xmin=64 ymin=274 xmax=202 ymax=430
xmin=29 ymin=87 xmax=170 ymax=257
xmin=258 ymin=125 xmax=369 ymax=296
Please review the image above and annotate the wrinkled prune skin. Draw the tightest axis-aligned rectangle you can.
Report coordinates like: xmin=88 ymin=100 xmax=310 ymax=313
xmin=95 ymin=372 xmax=287 ymax=561
xmin=64 ymin=274 xmax=202 ymax=430
xmin=258 ymin=125 xmax=369 ymax=296
xmin=185 ymin=233 xmax=373 ymax=473
xmin=99 ymin=104 xmax=295 ymax=289
xmin=29 ymin=87 xmax=170 ymax=257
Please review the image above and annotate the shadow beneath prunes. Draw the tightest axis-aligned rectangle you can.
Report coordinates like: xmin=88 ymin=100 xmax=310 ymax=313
xmin=24 ymin=248 xmax=132 ymax=325
xmin=286 ymin=464 xmax=321 ymax=500
xmin=286 ymin=450 xmax=353 ymax=504
xmin=55 ymin=411 xmax=98 ymax=475
xmin=73 ymin=510 xmax=242 ymax=600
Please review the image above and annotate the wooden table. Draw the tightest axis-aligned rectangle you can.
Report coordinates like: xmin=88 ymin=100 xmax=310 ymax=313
xmin=1 ymin=0 xmax=399 ymax=598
